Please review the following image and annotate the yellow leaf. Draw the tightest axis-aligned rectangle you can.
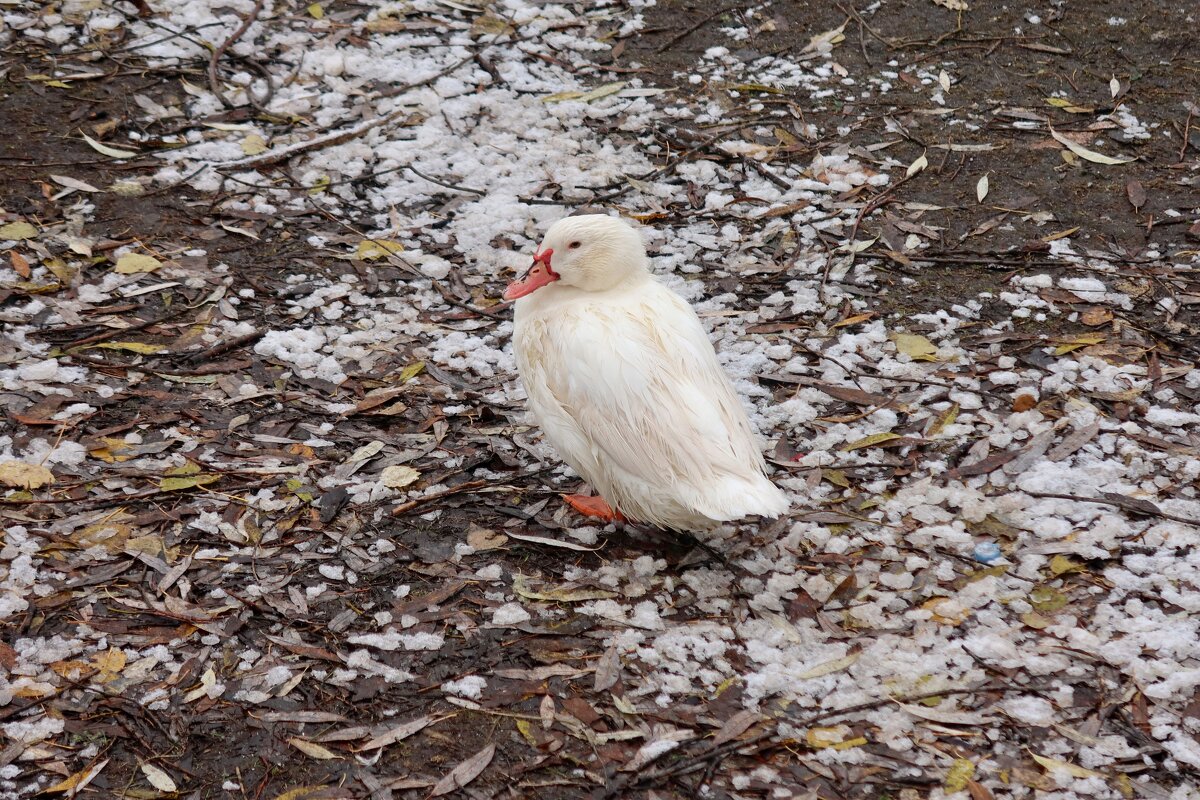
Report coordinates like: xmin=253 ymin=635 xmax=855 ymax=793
xmin=89 ymin=436 xmax=136 ymax=464
xmin=806 ymin=724 xmax=850 ymax=748
xmin=822 ymin=469 xmax=850 ymax=488
xmin=307 ymin=175 xmax=330 ymax=195
xmin=268 ymin=787 xmax=329 ymax=800
xmin=89 ymin=341 xmax=163 ymax=354
xmin=923 ymin=597 xmax=969 ymax=625
xmin=140 ymin=762 xmax=177 ymax=792
xmin=93 ymin=649 xmax=127 ymax=684
xmin=925 ymin=402 xmax=960 ymax=438
xmin=306 ymin=2 xmax=324 ymax=18
xmin=832 ymin=736 xmax=867 ymax=751
xmin=45 ymin=760 xmax=109 ymax=794
xmin=833 ymin=312 xmax=875 ymax=328
xmin=158 ymin=474 xmax=220 ymax=491
xmin=114 ymin=253 xmax=161 ymax=274
xmin=1031 ymin=753 xmax=1102 ymax=779
xmin=241 ymin=134 xmax=268 ymax=155
xmin=515 ymin=719 xmax=539 ymax=746
xmin=355 ymin=239 xmax=405 ymax=261
xmin=1050 ymin=554 xmax=1084 ymax=576
xmin=891 ymin=331 xmax=939 ymax=361
xmin=1053 ymin=334 xmax=1105 ymax=355
xmin=1045 ymin=97 xmax=1095 ymax=113
xmin=1049 ymin=127 xmax=1134 ymax=165
xmin=1021 ymin=611 xmax=1051 ymax=629
xmin=1029 ymin=586 xmax=1068 ymax=613
xmin=945 ymin=758 xmax=976 ymax=792
xmin=0 ymin=460 xmax=55 ymax=490
xmin=0 ymin=221 xmax=38 ymax=240
xmin=380 ymin=465 xmax=420 ymax=489
xmin=125 ymin=534 xmax=167 ymax=558
xmin=51 ymin=660 xmax=92 ymax=679
xmin=842 ymin=432 xmax=902 ymax=451
xmin=1043 ymin=226 xmax=1079 ymax=242
xmin=398 ymin=361 xmax=424 ymax=383
xmin=470 ymin=13 xmax=513 ymax=36
xmin=288 ymin=737 xmax=340 ymax=760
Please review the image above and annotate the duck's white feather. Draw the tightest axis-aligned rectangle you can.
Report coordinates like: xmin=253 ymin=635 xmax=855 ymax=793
xmin=514 ymin=276 xmax=788 ymax=530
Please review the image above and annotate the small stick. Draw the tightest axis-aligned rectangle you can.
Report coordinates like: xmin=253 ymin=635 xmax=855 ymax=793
xmin=208 ymin=0 xmax=269 ymax=109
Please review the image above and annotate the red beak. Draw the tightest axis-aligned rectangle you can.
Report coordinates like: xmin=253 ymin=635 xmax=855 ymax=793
xmin=503 ymin=248 xmax=559 ymax=301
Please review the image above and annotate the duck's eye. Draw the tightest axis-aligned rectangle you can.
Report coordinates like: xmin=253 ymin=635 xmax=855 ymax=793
xmin=568 ymin=241 xmax=581 ymax=249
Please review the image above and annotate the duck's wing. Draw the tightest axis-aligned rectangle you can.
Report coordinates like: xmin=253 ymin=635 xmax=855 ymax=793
xmin=530 ymin=286 xmax=768 ymax=495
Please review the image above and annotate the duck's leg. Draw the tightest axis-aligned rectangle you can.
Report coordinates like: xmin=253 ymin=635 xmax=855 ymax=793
xmin=562 ymin=493 xmax=627 ymax=523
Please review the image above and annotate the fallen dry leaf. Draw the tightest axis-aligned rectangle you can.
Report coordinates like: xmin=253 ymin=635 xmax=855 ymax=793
xmin=114 ymin=253 xmax=161 ymax=274
xmin=140 ymin=762 xmax=177 ymax=792
xmin=288 ymin=737 xmax=340 ymax=760
xmin=380 ymin=465 xmax=420 ymax=489
xmin=0 ymin=220 xmax=38 ymax=240
xmin=1049 ymin=127 xmax=1134 ymax=165
xmin=891 ymin=331 xmax=940 ymax=361
xmin=0 ymin=460 xmax=55 ymax=490
xmin=430 ymin=743 xmax=494 ymax=796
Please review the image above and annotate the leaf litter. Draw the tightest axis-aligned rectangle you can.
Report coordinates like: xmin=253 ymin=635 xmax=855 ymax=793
xmin=0 ymin=0 xmax=1199 ymax=798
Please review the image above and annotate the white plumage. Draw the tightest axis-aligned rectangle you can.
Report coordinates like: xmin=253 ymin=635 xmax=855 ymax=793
xmin=505 ymin=214 xmax=789 ymax=531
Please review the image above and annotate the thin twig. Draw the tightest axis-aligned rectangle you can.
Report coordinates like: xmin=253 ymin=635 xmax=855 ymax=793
xmin=604 ymin=681 xmax=1055 ymax=797
xmin=1023 ymin=491 xmax=1200 ymax=526
xmin=208 ymin=0 xmax=269 ymax=109
xmin=391 ymin=468 xmax=553 ymax=516
xmin=62 ymin=304 xmax=193 ymax=349
xmin=654 ymin=4 xmax=744 ymax=54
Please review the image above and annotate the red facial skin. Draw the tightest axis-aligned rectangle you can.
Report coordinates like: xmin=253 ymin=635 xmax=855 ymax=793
xmin=503 ymin=248 xmax=560 ymax=300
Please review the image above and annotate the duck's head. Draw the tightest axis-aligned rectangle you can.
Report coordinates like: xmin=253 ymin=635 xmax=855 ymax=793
xmin=503 ymin=214 xmax=648 ymax=300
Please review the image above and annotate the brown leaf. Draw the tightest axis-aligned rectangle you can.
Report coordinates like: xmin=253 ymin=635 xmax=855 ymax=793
xmin=10 ymin=250 xmax=30 ymax=279
xmin=1080 ymin=306 xmax=1113 ymax=326
xmin=814 ymin=382 xmax=892 ymax=407
xmin=356 ymin=714 xmax=437 ymax=751
xmin=949 ymin=449 xmax=1019 ymax=478
xmin=1011 ymin=394 xmax=1037 ymax=412
xmin=967 ymin=778 xmax=996 ymax=800
xmin=430 ymin=744 xmax=494 ymax=797
xmin=713 ymin=709 xmax=764 ymax=745
xmin=787 ymin=587 xmax=823 ymax=619
xmin=1125 ymin=179 xmax=1146 ymax=211
xmin=593 ymin=646 xmax=620 ymax=692
xmin=562 ymin=696 xmax=602 ymax=726
xmin=1047 ymin=422 xmax=1099 ymax=461
xmin=349 ymin=386 xmax=408 ymax=415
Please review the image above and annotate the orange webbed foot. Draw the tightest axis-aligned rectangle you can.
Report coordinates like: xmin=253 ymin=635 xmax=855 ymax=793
xmin=562 ymin=493 xmax=627 ymax=523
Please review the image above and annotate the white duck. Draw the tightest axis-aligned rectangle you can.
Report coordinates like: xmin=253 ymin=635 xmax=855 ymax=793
xmin=505 ymin=214 xmax=789 ymax=531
